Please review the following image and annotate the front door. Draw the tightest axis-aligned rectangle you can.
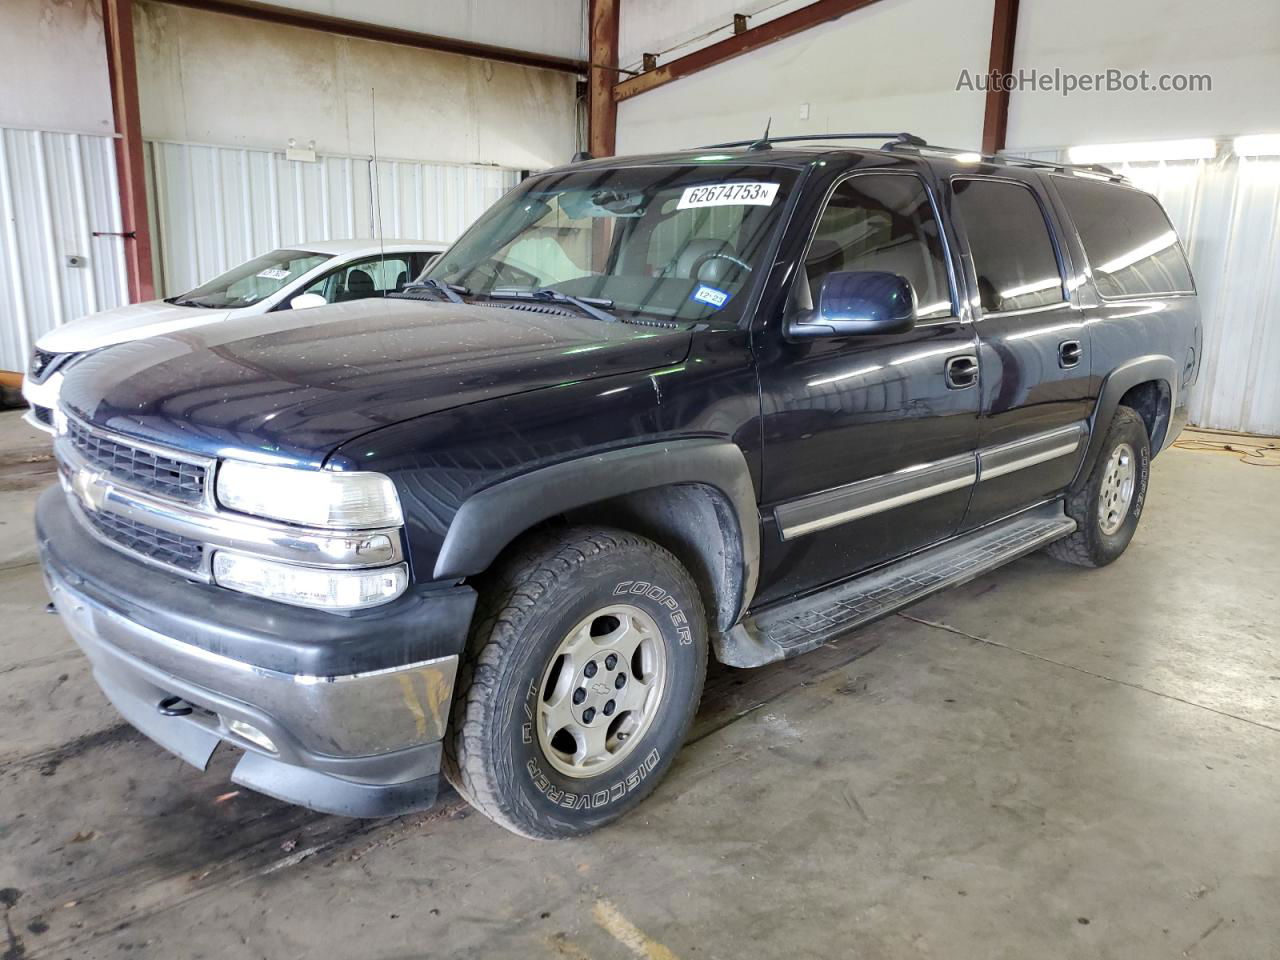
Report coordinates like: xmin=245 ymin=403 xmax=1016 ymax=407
xmin=946 ymin=176 xmax=1094 ymax=529
xmin=754 ymin=170 xmax=981 ymax=606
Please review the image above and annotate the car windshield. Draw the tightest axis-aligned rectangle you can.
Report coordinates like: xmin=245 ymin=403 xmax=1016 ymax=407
xmin=424 ymin=162 xmax=800 ymax=324
xmin=171 ymin=249 xmax=332 ymax=308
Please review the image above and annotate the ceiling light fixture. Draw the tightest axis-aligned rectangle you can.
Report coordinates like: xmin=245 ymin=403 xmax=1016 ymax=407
xmin=1067 ymin=139 xmax=1216 ymax=164
xmin=1233 ymin=134 xmax=1280 ymax=157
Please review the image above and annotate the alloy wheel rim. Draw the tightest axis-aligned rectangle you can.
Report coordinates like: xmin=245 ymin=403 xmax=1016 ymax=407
xmin=535 ymin=604 xmax=668 ymax=779
xmin=1098 ymin=442 xmax=1136 ymax=535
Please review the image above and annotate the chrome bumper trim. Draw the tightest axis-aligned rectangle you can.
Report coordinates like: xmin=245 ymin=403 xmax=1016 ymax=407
xmin=46 ymin=565 xmax=458 ymax=758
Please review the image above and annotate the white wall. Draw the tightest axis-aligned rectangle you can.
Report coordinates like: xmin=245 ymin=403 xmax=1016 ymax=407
xmin=0 ymin=0 xmax=113 ymax=135
xmin=1006 ymin=0 xmax=1280 ymax=149
xmin=134 ymin=1 xmax=578 ymax=171
xmin=266 ymin=0 xmax=587 ymax=62
xmin=616 ymin=0 xmax=993 ymax=155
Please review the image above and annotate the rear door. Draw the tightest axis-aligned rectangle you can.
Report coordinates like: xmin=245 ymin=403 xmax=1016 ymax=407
xmin=947 ymin=175 xmax=1093 ymax=529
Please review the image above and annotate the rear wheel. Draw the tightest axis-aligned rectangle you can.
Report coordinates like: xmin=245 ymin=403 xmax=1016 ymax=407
xmin=1047 ymin=405 xmax=1151 ymax=567
xmin=443 ymin=527 xmax=707 ymax=838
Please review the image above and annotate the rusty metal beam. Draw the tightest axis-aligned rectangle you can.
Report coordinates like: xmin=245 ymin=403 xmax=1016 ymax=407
xmin=102 ymin=0 xmax=155 ymax=303
xmin=613 ymin=0 xmax=887 ymax=103
xmin=980 ymin=0 xmax=1020 ymax=155
xmin=156 ymin=0 xmax=588 ymax=74
xmin=588 ymin=0 xmax=620 ymax=157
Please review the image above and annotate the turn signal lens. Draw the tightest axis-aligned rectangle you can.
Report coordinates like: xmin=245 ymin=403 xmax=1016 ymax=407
xmin=212 ymin=552 xmax=408 ymax=610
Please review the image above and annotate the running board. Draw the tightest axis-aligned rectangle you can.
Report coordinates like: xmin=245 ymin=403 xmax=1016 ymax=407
xmin=717 ymin=503 xmax=1075 ymax=667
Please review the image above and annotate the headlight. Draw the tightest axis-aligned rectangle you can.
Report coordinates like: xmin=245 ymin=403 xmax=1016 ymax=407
xmin=213 ymin=552 xmax=408 ymax=610
xmin=216 ymin=460 xmax=403 ymax=528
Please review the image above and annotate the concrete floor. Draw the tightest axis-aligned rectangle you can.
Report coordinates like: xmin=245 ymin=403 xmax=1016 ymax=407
xmin=1 ymin=410 xmax=1277 ymax=960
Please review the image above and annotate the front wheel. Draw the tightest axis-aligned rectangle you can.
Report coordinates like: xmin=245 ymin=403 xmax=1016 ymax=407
xmin=443 ymin=527 xmax=707 ymax=838
xmin=1047 ymin=405 xmax=1151 ymax=568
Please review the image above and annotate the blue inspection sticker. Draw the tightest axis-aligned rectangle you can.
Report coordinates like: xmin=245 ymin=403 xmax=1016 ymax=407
xmin=690 ymin=284 xmax=731 ymax=310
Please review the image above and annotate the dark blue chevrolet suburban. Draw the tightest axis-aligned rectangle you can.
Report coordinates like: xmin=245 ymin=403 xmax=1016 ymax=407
xmin=38 ymin=133 xmax=1202 ymax=837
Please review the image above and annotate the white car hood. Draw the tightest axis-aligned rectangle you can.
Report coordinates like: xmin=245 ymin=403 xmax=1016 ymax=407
xmin=37 ymin=300 xmax=233 ymax=354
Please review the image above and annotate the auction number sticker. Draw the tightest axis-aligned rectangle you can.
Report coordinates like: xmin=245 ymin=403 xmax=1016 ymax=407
xmin=256 ymin=268 xmax=291 ymax=281
xmin=678 ymin=182 xmax=779 ymax=209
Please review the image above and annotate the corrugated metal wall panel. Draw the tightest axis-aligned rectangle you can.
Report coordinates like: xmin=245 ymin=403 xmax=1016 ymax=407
xmin=1015 ymin=149 xmax=1280 ymax=436
xmin=147 ymin=140 xmax=520 ymax=297
xmin=0 ymin=126 xmax=128 ymax=372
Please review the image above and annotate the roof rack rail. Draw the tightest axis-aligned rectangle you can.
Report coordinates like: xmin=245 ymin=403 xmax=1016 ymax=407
xmin=701 ymin=131 xmax=927 ymax=151
xmin=695 ymin=131 xmax=1126 ymax=181
xmin=883 ymin=141 xmax=1126 ymax=181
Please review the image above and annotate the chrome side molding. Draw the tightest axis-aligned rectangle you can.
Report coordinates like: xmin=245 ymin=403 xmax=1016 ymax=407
xmin=775 ymin=421 xmax=1087 ymax=540
xmin=775 ymin=453 xmax=977 ymax=540
xmin=977 ymin=423 xmax=1086 ymax=482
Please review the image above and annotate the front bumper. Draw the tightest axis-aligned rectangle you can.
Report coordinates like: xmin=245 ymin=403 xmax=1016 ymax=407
xmin=21 ymin=371 xmax=62 ymax=434
xmin=37 ymin=487 xmax=477 ymax=817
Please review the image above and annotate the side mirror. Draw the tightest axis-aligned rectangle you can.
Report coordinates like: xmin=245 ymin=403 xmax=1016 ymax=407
xmin=289 ymin=292 xmax=327 ymax=310
xmin=787 ymin=270 xmax=917 ymax=339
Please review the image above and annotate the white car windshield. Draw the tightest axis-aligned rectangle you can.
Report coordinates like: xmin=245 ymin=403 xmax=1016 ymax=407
xmin=170 ymin=249 xmax=331 ymax=309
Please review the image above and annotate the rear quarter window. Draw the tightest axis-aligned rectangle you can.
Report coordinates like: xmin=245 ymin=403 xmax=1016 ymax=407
xmin=1053 ymin=177 xmax=1195 ymax=298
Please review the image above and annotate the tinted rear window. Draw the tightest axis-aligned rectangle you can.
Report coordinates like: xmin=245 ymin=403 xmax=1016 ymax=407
xmin=952 ymin=179 xmax=1064 ymax=313
xmin=1054 ymin=177 xmax=1194 ymax=298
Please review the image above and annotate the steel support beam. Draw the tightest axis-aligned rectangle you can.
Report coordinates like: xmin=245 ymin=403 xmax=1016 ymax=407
xmin=613 ymin=0 xmax=887 ymax=103
xmin=102 ymin=0 xmax=155 ymax=303
xmin=157 ymin=0 xmax=587 ymax=74
xmin=588 ymin=0 xmax=620 ymax=157
xmin=980 ymin=0 xmax=1020 ymax=155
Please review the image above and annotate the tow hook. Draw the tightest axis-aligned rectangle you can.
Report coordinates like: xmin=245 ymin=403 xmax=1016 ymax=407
xmin=157 ymin=695 xmax=195 ymax=717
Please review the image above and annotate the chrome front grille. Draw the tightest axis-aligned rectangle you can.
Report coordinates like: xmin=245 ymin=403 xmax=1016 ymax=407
xmin=55 ymin=412 xmax=404 ymax=582
xmin=82 ymin=508 xmax=204 ymax=573
xmin=67 ymin=417 xmax=207 ymax=504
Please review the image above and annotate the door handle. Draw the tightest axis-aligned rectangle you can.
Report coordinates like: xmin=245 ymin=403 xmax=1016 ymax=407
xmin=1059 ymin=339 xmax=1082 ymax=368
xmin=945 ymin=354 xmax=979 ymax=389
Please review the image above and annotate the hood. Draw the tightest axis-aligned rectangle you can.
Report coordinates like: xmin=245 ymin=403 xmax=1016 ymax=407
xmin=60 ymin=298 xmax=692 ymax=465
xmin=37 ymin=300 xmax=233 ymax=354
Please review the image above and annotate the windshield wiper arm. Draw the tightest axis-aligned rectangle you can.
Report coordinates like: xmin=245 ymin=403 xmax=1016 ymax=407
xmin=486 ymin=287 xmax=619 ymax=324
xmin=396 ymin=278 xmax=469 ymax=304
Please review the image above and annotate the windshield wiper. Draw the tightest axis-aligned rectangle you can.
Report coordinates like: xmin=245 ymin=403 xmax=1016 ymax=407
xmin=485 ymin=287 xmax=619 ymax=324
xmin=395 ymin=278 xmax=469 ymax=304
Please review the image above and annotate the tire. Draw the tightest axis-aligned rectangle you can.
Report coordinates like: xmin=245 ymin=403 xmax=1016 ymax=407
xmin=443 ymin=526 xmax=708 ymax=838
xmin=1046 ymin=405 xmax=1151 ymax=568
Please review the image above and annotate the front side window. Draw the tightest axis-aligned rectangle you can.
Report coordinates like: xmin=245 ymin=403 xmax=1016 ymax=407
xmin=171 ymin=249 xmax=331 ymax=309
xmin=426 ymin=164 xmax=800 ymax=324
xmin=794 ymin=174 xmax=953 ymax=321
xmin=1053 ymin=177 xmax=1194 ymax=298
xmin=952 ymin=179 xmax=1065 ymax=313
xmin=303 ymin=254 xmax=415 ymax=303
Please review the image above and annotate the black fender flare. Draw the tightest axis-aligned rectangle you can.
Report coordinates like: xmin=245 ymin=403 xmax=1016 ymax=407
xmin=433 ymin=438 xmax=761 ymax=625
xmin=1076 ymin=354 xmax=1177 ymax=485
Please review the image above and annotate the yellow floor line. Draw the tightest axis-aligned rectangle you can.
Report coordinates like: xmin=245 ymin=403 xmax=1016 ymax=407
xmin=591 ymin=899 xmax=680 ymax=960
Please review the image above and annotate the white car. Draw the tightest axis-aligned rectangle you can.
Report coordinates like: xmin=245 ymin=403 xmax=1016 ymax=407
xmin=23 ymin=238 xmax=447 ymax=432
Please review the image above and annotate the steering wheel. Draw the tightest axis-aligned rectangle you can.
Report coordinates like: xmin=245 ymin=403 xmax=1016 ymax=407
xmin=692 ymin=251 xmax=753 ymax=281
